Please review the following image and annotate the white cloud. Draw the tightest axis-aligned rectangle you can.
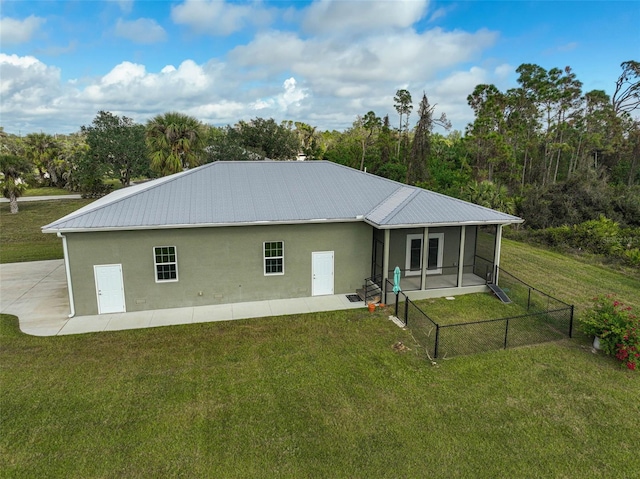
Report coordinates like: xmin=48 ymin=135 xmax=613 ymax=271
xmin=420 ymin=64 xmax=516 ymax=133
xmin=100 ymin=61 xmax=147 ymax=87
xmin=433 ymin=66 xmax=490 ymax=98
xmin=230 ymin=27 xmax=498 ymax=97
xmin=428 ymin=4 xmax=456 ymax=23
xmin=0 ymin=54 xmax=61 ymax=102
xmin=494 ymin=63 xmax=513 ymax=80
xmin=302 ymin=0 xmax=429 ymax=36
xmin=171 ymin=0 xmax=274 ymax=36
xmin=251 ymin=77 xmax=308 ymax=113
xmin=0 ymin=54 xmax=69 ymax=133
xmin=0 ymin=15 xmax=45 ymax=45
xmin=80 ymin=59 xmax=214 ymax=106
xmin=0 ymin=1 xmax=504 ymax=136
xmin=282 ymin=77 xmax=306 ymax=106
xmin=117 ymin=0 xmax=134 ymax=14
xmin=115 ymin=18 xmax=167 ymax=44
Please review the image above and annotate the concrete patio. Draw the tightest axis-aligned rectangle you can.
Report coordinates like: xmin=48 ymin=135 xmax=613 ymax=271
xmin=0 ymin=260 xmax=367 ymax=337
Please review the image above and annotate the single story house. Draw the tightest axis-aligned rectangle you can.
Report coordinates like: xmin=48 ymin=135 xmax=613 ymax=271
xmin=43 ymin=161 xmax=523 ymax=317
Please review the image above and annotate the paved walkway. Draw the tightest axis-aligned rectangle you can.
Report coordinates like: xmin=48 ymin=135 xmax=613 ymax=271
xmin=0 ymin=260 xmax=367 ymax=337
xmin=0 ymin=195 xmax=83 ymax=203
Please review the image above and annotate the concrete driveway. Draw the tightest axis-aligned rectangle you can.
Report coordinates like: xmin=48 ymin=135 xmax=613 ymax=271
xmin=0 ymin=260 xmax=71 ymax=336
xmin=1 ymin=260 xmax=371 ymax=337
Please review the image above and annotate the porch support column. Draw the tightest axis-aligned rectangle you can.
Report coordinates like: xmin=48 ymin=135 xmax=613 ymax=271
xmin=493 ymin=224 xmax=503 ymax=283
xmin=457 ymin=225 xmax=466 ymax=287
xmin=421 ymin=227 xmax=429 ymax=290
xmin=382 ymin=229 xmax=390 ymax=287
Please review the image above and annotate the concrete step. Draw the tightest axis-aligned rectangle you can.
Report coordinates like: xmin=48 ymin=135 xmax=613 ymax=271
xmin=357 ymin=280 xmax=382 ymax=304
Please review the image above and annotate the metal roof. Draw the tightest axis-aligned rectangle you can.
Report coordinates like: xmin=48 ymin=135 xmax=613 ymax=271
xmin=42 ymin=161 xmax=523 ymax=232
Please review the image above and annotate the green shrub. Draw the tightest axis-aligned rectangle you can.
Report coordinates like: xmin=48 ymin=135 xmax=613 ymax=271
xmin=537 ymin=225 xmax=572 ymax=248
xmin=580 ymin=295 xmax=639 ymax=370
xmin=532 ymin=217 xmax=640 ymax=267
xmin=623 ymin=248 xmax=640 ymax=267
xmin=572 ymin=216 xmax=621 ymax=255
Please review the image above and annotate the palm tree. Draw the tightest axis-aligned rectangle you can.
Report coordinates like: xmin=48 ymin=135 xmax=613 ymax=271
xmin=145 ymin=112 xmax=204 ymax=176
xmin=463 ymin=180 xmax=515 ymax=215
xmin=23 ymin=133 xmax=60 ymax=185
xmin=0 ymin=154 xmax=32 ymax=214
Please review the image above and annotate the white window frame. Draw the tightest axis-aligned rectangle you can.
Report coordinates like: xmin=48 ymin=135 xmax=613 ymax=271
xmin=426 ymin=233 xmax=444 ymax=275
xmin=405 ymin=234 xmax=423 ymax=277
xmin=263 ymin=241 xmax=284 ymax=276
xmin=153 ymin=246 xmax=179 ymax=283
xmin=405 ymin=233 xmax=445 ymax=276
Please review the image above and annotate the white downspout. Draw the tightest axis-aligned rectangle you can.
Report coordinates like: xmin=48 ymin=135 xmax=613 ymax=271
xmin=57 ymin=232 xmax=75 ymax=318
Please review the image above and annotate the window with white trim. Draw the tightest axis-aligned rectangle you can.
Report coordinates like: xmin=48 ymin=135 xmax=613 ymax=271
xmin=264 ymin=241 xmax=284 ymax=275
xmin=154 ymin=246 xmax=178 ymax=282
xmin=405 ymin=234 xmax=423 ymax=276
xmin=405 ymin=233 xmax=444 ymax=276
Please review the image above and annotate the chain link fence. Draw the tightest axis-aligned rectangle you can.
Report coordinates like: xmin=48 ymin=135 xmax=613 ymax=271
xmin=385 ymin=269 xmax=574 ymax=359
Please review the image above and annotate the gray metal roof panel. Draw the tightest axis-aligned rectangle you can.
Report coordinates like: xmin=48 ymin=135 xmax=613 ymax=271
xmin=43 ymin=161 xmax=397 ymax=230
xmin=378 ymin=188 xmax=522 ymax=226
xmin=365 ymin=186 xmax=419 ymax=225
xmin=42 ymin=161 xmax=522 ymax=232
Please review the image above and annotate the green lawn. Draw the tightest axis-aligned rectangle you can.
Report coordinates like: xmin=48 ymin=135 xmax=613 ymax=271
xmin=2 ymin=309 xmax=639 ymax=478
xmin=500 ymin=238 xmax=640 ymax=313
xmin=0 ymin=199 xmax=94 ymax=263
xmin=22 ymin=187 xmax=73 ymax=197
xmin=2 ymin=203 xmax=640 ymax=476
xmin=414 ymin=293 xmax=530 ymax=325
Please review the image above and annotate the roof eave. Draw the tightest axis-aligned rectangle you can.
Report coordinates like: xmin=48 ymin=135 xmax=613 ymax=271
xmin=41 ymin=217 xmax=366 ymax=234
xmin=365 ymin=218 xmax=524 ymax=229
xmin=44 ymin=216 xmax=524 ymax=234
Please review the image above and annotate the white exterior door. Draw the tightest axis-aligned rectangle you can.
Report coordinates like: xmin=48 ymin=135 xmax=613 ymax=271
xmin=94 ymin=264 xmax=126 ymax=314
xmin=312 ymin=251 xmax=334 ymax=296
xmin=405 ymin=233 xmax=444 ymax=276
xmin=427 ymin=233 xmax=444 ymax=275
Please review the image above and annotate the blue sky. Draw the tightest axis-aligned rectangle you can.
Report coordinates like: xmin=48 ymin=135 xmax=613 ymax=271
xmin=1 ymin=0 xmax=638 ymax=135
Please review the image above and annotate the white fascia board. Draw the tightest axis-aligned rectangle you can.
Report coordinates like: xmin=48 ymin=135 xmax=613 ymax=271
xmin=41 ymin=217 xmax=364 ymax=234
xmin=364 ymin=218 xmax=524 ymax=229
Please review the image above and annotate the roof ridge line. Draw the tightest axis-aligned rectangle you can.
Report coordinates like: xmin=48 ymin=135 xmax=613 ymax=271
xmin=365 ymin=185 xmax=418 ymax=225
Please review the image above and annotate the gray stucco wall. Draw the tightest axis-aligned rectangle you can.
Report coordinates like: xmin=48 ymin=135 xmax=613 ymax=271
xmin=65 ymin=222 xmax=373 ymax=315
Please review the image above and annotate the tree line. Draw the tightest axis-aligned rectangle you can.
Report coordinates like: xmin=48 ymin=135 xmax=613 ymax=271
xmin=2 ymin=61 xmax=638 ymax=237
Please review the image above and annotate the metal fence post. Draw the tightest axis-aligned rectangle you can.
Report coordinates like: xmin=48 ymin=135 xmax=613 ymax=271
xmin=404 ymin=297 xmax=409 ymax=327
xmin=383 ymin=283 xmax=387 ymax=306
xmin=393 ymin=266 xmax=574 ymax=360
xmin=569 ymin=305 xmax=574 ymax=338
xmin=504 ymin=318 xmax=509 ymax=349
xmin=394 ymin=293 xmax=398 ymax=318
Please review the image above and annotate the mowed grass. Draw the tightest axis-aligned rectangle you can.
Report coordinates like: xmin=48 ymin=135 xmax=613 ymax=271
xmin=22 ymin=187 xmax=73 ymax=197
xmin=500 ymin=238 xmax=640 ymax=314
xmin=414 ymin=293 xmax=530 ymax=325
xmin=2 ymin=201 xmax=640 ymax=476
xmin=0 ymin=199 xmax=94 ymax=263
xmin=2 ymin=309 xmax=639 ymax=478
